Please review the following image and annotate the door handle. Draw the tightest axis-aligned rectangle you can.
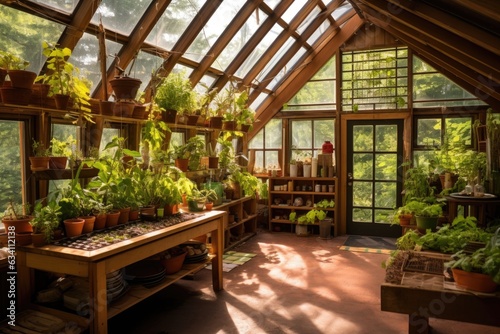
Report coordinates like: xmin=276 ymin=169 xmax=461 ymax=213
xmin=347 ymin=172 xmax=353 ymax=186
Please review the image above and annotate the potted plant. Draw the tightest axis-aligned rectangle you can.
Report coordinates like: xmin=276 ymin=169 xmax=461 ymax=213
xmin=412 ymin=200 xmax=443 ymax=233
xmin=37 ymin=42 xmax=92 ymax=118
xmin=30 ymin=200 xmax=62 ymax=246
xmin=49 ymin=136 xmax=76 ymax=169
xmin=0 ymin=51 xmax=35 ymax=104
xmin=1 ymin=200 xmax=33 ymax=233
xmin=446 ymin=229 xmax=500 ymax=293
xmin=154 ymin=70 xmax=198 ymax=123
xmin=109 ymin=57 xmax=142 ymax=100
xmin=172 ymin=136 xmax=206 ymax=172
xmin=187 ymin=188 xmax=218 ymax=212
xmin=29 ymin=139 xmax=51 ymax=171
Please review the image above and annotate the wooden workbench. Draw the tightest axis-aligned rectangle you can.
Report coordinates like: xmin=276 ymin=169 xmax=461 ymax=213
xmin=16 ymin=210 xmax=226 ymax=333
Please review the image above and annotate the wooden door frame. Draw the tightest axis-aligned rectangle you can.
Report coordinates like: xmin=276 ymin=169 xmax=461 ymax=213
xmin=337 ymin=111 xmax=412 ymax=235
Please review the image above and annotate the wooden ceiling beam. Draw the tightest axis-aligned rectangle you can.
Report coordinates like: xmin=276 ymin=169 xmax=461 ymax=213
xmin=385 ymin=0 xmax=500 ymax=55
xmin=189 ymin=0 xmax=264 ymax=86
xmin=210 ymin=0 xmax=295 ymax=93
xmin=444 ymin=0 xmax=500 ymax=23
xmin=353 ymin=0 xmax=500 ymax=80
xmin=248 ymin=15 xmax=364 ymax=137
xmin=248 ymin=2 xmax=352 ymax=103
xmin=364 ymin=14 xmax=500 ymax=110
xmin=57 ymin=0 xmax=101 ymax=50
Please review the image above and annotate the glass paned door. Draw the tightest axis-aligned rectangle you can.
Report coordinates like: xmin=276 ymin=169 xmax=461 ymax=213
xmin=346 ymin=120 xmax=403 ymax=237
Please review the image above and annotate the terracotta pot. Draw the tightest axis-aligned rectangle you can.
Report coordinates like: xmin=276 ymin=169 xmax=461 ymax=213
xmin=162 ymin=109 xmax=177 ymax=123
xmin=208 ymin=156 xmax=219 ymax=169
xmin=54 ymin=93 xmax=70 ymax=110
xmin=175 ymin=158 xmax=189 ymax=172
xmin=452 ymin=268 xmax=498 ymax=293
xmin=78 ymin=216 xmax=96 ymax=234
xmin=186 ymin=115 xmax=199 ymax=126
xmin=160 ymin=251 xmax=187 ymax=275
xmin=118 ymin=207 xmax=130 ymax=224
xmin=0 ymin=68 xmax=6 ymax=87
xmin=8 ymin=70 xmax=36 ymax=89
xmin=132 ymin=104 xmax=146 ymax=119
xmin=399 ymin=214 xmax=413 ymax=226
xmin=99 ymin=100 xmax=115 ymax=115
xmin=94 ymin=213 xmax=107 ymax=230
xmin=49 ymin=156 xmax=68 ymax=169
xmin=222 ymin=120 xmax=237 ymax=131
xmin=140 ymin=205 xmax=156 ymax=216
xmin=129 ymin=210 xmax=139 ymax=221
xmin=109 ymin=76 xmax=141 ymax=100
xmin=113 ymin=101 xmax=135 ymax=117
xmin=29 ymin=156 xmax=50 ymax=171
xmin=239 ymin=124 xmax=251 ymax=132
xmin=63 ymin=218 xmax=85 ymax=238
xmin=106 ymin=210 xmax=120 ymax=227
xmin=15 ymin=232 xmax=33 ymax=246
xmin=2 ymin=216 xmax=33 ymax=233
xmin=0 ymin=87 xmax=32 ymax=105
xmin=164 ymin=204 xmax=179 ymax=216
xmin=205 ymin=202 xmax=213 ymax=211
xmin=32 ymin=233 xmax=46 ymax=247
xmin=209 ymin=116 xmax=223 ymax=129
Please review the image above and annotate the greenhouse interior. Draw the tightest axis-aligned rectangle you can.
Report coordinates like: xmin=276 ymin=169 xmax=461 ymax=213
xmin=0 ymin=0 xmax=499 ymax=333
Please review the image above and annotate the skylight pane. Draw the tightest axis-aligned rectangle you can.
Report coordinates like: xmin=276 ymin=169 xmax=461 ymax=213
xmin=92 ymin=0 xmax=152 ymax=35
xmin=333 ymin=3 xmax=353 ymax=21
xmin=146 ymin=0 xmax=202 ymax=50
xmin=27 ymin=0 xmax=78 ymax=13
xmin=281 ymin=0 xmax=307 ymax=24
xmin=263 ymin=0 xmax=281 ymax=10
xmin=296 ymin=7 xmax=320 ymax=34
xmin=307 ymin=20 xmax=330 ymax=46
xmin=72 ymin=32 xmax=122 ymax=94
xmin=214 ymin=9 xmax=265 ymax=71
xmin=255 ymin=36 xmax=295 ymax=85
xmin=235 ymin=23 xmax=282 ymax=77
xmin=267 ymin=47 xmax=306 ymax=90
xmin=0 ymin=5 xmax=65 ymax=73
xmin=185 ymin=0 xmax=245 ymax=63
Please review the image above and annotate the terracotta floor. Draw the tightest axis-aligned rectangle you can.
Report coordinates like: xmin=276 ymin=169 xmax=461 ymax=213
xmin=108 ymin=230 xmax=500 ymax=334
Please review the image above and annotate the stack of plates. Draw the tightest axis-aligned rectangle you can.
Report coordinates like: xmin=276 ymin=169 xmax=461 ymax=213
xmin=181 ymin=241 xmax=209 ymax=264
xmin=123 ymin=260 xmax=166 ymax=288
xmin=107 ymin=270 xmax=128 ymax=302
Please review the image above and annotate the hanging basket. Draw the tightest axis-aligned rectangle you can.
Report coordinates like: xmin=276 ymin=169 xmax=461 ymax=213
xmin=109 ymin=76 xmax=142 ymax=100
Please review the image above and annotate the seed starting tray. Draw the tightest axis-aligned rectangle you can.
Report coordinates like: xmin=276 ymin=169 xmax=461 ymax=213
xmin=53 ymin=213 xmax=202 ymax=251
xmin=401 ymin=251 xmax=447 ymax=275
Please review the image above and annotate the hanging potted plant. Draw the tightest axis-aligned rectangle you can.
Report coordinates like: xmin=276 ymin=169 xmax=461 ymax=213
xmin=109 ymin=56 xmax=142 ymax=100
xmin=154 ymin=70 xmax=197 ymax=123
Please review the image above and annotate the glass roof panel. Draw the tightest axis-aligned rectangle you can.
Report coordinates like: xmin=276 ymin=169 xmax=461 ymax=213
xmin=123 ymin=50 xmax=164 ymax=98
xmin=91 ymin=0 xmax=152 ymax=36
xmin=255 ymin=36 xmax=295 ymax=86
xmin=27 ymin=0 xmax=78 ymax=14
xmin=146 ymin=0 xmax=202 ymax=50
xmin=296 ymin=6 xmax=321 ymax=34
xmin=307 ymin=20 xmax=331 ymax=46
xmin=213 ymin=9 xmax=265 ymax=71
xmin=281 ymin=0 xmax=307 ymax=24
xmin=263 ymin=0 xmax=281 ymax=10
xmin=333 ymin=3 xmax=353 ymax=21
xmin=267 ymin=47 xmax=307 ymax=90
xmin=235 ymin=22 xmax=283 ymax=77
xmin=72 ymin=32 xmax=121 ymax=94
xmin=0 ymin=5 xmax=65 ymax=73
xmin=185 ymin=0 xmax=245 ymax=63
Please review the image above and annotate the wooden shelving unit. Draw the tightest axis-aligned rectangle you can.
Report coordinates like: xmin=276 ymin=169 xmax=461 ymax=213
xmin=268 ymin=177 xmax=337 ymax=237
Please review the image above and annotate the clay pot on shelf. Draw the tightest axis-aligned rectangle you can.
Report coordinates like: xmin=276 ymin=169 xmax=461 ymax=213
xmin=451 ymin=268 xmax=498 ymax=293
xmin=63 ymin=218 xmax=85 ymax=238
xmin=2 ymin=216 xmax=33 ymax=233
xmin=93 ymin=213 xmax=107 ymax=230
xmin=222 ymin=120 xmax=237 ymax=131
xmin=99 ymin=100 xmax=115 ymax=116
xmin=106 ymin=210 xmax=121 ymax=227
xmin=209 ymin=116 xmax=223 ymax=129
xmin=8 ymin=69 xmax=37 ymax=89
xmin=29 ymin=156 xmax=50 ymax=171
xmin=32 ymin=233 xmax=46 ymax=247
xmin=160 ymin=251 xmax=187 ymax=275
xmin=78 ymin=216 xmax=96 ymax=234
xmin=118 ymin=207 xmax=130 ymax=224
xmin=0 ymin=86 xmax=32 ymax=105
xmin=129 ymin=209 xmax=139 ymax=221
xmin=54 ymin=93 xmax=71 ymax=110
xmin=49 ymin=156 xmax=68 ymax=169
xmin=15 ymin=232 xmax=33 ymax=246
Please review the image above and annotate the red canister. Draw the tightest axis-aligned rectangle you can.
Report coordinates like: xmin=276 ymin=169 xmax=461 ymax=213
xmin=322 ymin=141 xmax=333 ymax=154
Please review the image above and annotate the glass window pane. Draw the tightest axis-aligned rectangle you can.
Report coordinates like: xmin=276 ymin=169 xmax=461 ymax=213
xmin=254 ymin=150 xmax=264 ymax=172
xmin=265 ymin=151 xmax=279 ymax=170
xmin=291 ymin=120 xmax=312 ymax=148
xmin=100 ymin=128 xmax=121 ymax=152
xmin=375 ymin=154 xmax=397 ymax=180
xmin=214 ymin=9 xmax=265 ymax=71
xmin=416 ymin=118 xmax=441 ymax=146
xmin=27 ymin=0 xmax=78 ymax=13
xmin=375 ymin=209 xmax=392 ymax=224
xmin=446 ymin=117 xmax=472 ymax=147
xmin=249 ymin=130 xmax=264 ymax=149
xmin=314 ymin=120 xmax=335 ymax=148
xmin=146 ymin=0 xmax=201 ymax=50
xmin=353 ymin=182 xmax=372 ymax=207
xmin=375 ymin=182 xmax=396 ymax=208
xmin=185 ymin=0 xmax=245 ymax=63
xmin=0 ymin=121 xmax=23 ymax=210
xmin=353 ymin=125 xmax=373 ymax=151
xmin=375 ymin=125 xmax=397 ymax=151
xmin=281 ymin=0 xmax=307 ymax=24
xmin=297 ymin=6 xmax=321 ymax=34
xmin=352 ymin=208 xmax=372 ymax=223
xmin=0 ymin=6 xmax=65 ymax=74
xmin=268 ymin=47 xmax=306 ymax=90
xmin=265 ymin=119 xmax=282 ymax=149
xmin=353 ymin=153 xmax=373 ymax=179
xmin=92 ymin=0 xmax=152 ymax=35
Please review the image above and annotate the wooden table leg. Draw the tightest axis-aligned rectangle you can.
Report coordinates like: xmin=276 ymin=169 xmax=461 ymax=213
xmin=211 ymin=215 xmax=225 ymax=292
xmin=89 ymin=261 xmax=107 ymax=333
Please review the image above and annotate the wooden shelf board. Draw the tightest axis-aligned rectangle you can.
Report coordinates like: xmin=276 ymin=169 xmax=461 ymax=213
xmin=33 ymin=168 xmax=99 ymax=180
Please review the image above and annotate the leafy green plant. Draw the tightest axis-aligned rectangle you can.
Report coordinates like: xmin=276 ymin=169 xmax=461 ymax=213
xmin=32 ymin=139 xmax=50 ymax=157
xmin=31 ymin=200 xmax=62 ymax=242
xmin=50 ymin=136 xmax=76 ymax=157
xmin=154 ymin=70 xmax=198 ymax=115
xmin=296 ymin=208 xmax=327 ymax=225
xmin=401 ymin=162 xmax=435 ymax=204
xmin=0 ymin=50 xmax=29 ymax=70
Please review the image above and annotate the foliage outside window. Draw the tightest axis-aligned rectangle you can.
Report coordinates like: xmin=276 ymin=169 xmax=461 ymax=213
xmin=249 ymin=119 xmax=282 ymax=173
xmin=413 ymin=56 xmax=486 ymax=108
xmin=0 ymin=121 xmax=23 ymax=212
xmin=290 ymin=119 xmax=335 ymax=162
xmin=342 ymin=47 xmax=408 ymax=112
xmin=283 ymin=57 xmax=336 ymax=111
